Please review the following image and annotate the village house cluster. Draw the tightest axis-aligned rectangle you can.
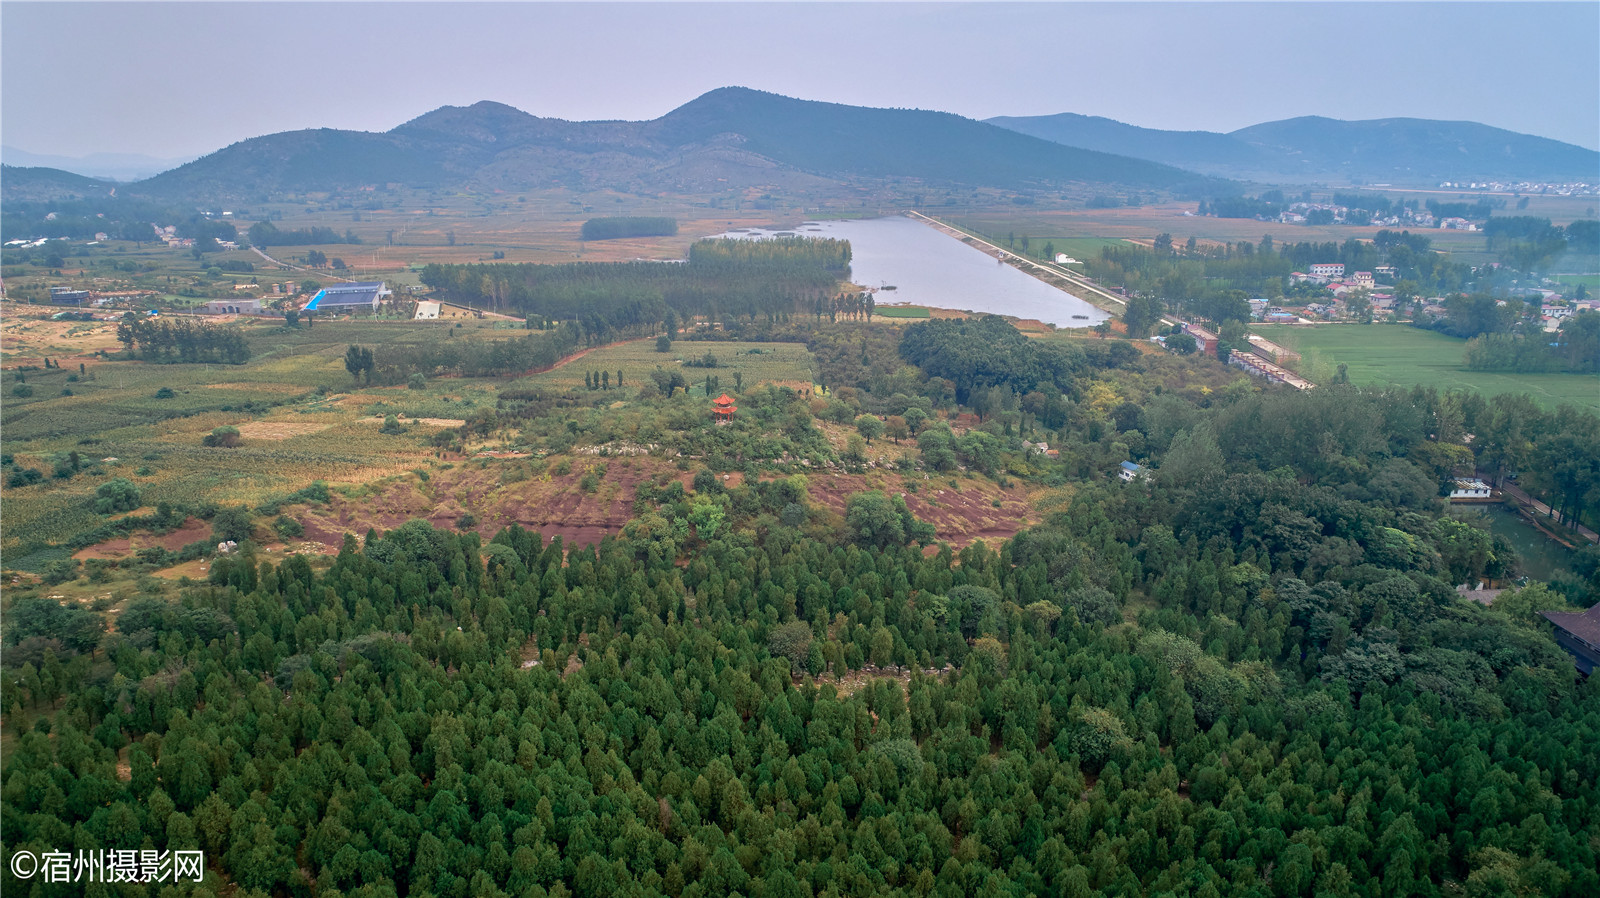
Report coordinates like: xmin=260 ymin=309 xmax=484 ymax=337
xmin=1437 ymin=180 xmax=1599 ymax=196
xmin=1276 ymin=202 xmax=1455 ymax=229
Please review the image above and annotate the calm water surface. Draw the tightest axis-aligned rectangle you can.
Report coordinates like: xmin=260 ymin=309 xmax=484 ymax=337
xmin=713 ymin=216 xmax=1109 ymax=328
xmin=1473 ymin=504 xmax=1575 ymax=581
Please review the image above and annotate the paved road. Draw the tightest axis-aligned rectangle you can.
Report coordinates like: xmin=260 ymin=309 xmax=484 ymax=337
xmin=1503 ymin=484 xmax=1599 ymax=544
xmin=251 ymin=247 xmax=358 ymax=284
xmin=251 ymin=246 xmax=301 ymax=271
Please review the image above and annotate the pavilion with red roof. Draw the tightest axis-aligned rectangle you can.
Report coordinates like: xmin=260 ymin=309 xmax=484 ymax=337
xmin=712 ymin=393 xmax=736 ymax=423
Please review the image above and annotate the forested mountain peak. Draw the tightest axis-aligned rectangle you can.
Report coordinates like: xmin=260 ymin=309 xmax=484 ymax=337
xmin=391 ymin=100 xmax=546 ymax=142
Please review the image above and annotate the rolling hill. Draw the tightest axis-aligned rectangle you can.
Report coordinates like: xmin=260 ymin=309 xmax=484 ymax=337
xmin=123 ymin=88 xmax=1218 ymax=202
xmin=0 ymin=165 xmax=119 ymax=203
xmin=986 ymin=112 xmax=1600 ymax=185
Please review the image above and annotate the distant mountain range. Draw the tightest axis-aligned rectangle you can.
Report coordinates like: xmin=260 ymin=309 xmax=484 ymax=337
xmin=7 ymin=92 xmax=1591 ymax=208
xmin=985 ymin=113 xmax=1600 ymax=185
xmin=0 ymin=146 xmax=197 ymax=182
xmin=3 ymin=88 xmax=1217 ymax=204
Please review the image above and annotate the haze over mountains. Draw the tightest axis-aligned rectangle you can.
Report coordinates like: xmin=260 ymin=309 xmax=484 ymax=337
xmin=0 ymin=146 xmax=198 ymax=182
xmin=5 ymin=88 xmax=1594 ymax=206
xmin=4 ymin=89 xmax=1211 ymax=204
xmin=985 ymin=113 xmax=1600 ymax=185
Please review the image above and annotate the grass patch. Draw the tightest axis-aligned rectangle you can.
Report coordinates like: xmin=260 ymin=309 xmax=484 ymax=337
xmin=874 ymin=306 xmax=931 ymax=319
xmin=1253 ymin=323 xmax=1600 ymax=410
xmin=508 ymin=338 xmax=816 ymax=393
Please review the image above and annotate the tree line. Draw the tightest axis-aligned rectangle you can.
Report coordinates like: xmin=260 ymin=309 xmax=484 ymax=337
xmin=368 ymin=322 xmax=588 ymax=382
xmin=580 ymin=217 xmax=678 ymax=241
xmin=247 ymin=221 xmax=362 ymax=248
xmin=113 ymin=315 xmax=252 ymax=365
xmin=418 ymin=238 xmax=848 ymax=336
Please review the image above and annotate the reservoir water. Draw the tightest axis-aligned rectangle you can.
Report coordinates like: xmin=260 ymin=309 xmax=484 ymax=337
xmin=712 ymin=216 xmax=1110 ymax=328
xmin=1462 ymin=504 xmax=1576 ymax=582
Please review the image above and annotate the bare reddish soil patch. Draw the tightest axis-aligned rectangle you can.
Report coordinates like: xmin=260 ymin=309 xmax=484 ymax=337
xmin=285 ymin=455 xmax=1034 ymax=552
xmin=74 ymin=517 xmax=211 ymax=561
xmin=799 ymin=471 xmax=1036 ymax=547
xmin=295 ymin=457 xmax=687 ymax=549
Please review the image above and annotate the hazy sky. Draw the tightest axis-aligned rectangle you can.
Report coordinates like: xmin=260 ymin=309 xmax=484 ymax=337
xmin=4 ymin=1 xmax=1597 ymax=159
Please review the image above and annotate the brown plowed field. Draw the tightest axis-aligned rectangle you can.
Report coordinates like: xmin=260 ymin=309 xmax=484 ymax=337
xmin=73 ymin=457 xmax=1039 ymax=564
xmin=289 ymin=459 xmax=1036 ymax=551
xmin=295 ymin=458 xmax=686 ymax=549
xmin=798 ymin=471 xmax=1035 ymax=547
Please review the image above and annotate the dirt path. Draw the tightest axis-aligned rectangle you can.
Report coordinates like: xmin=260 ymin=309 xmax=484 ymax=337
xmin=518 ymin=337 xmax=650 ymax=378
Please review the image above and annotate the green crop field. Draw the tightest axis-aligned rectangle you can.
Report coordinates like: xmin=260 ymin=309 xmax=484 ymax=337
xmin=1253 ymin=323 xmax=1600 ymax=410
xmin=873 ymin=305 xmax=931 ymax=319
xmin=509 ymin=338 xmax=816 ymax=393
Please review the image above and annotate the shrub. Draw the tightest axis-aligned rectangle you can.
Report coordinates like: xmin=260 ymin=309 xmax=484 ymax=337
xmin=94 ymin=477 xmax=143 ymax=514
xmin=273 ymin=516 xmax=304 ymax=539
xmin=656 ymin=336 xmax=672 ymax=353
xmin=154 ymin=387 xmax=175 ymax=399
xmin=41 ymin=559 xmax=82 ymax=585
xmin=7 ymin=468 xmax=44 ymax=487
xmin=202 ymin=426 xmax=241 ymax=448
xmin=210 ymin=506 xmax=254 ymax=543
xmin=11 ymin=383 xmax=34 ymax=398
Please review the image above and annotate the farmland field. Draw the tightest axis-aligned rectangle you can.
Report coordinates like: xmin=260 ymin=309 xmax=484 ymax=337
xmin=0 ymin=304 xmax=522 ymax=563
xmin=945 ymin=197 xmax=1599 ymax=276
xmin=2 ymin=307 xmax=823 ymax=566
xmin=507 ymin=338 xmax=816 ymax=393
xmin=873 ymin=305 xmax=931 ymax=319
xmin=1252 ymin=323 xmax=1600 ymax=410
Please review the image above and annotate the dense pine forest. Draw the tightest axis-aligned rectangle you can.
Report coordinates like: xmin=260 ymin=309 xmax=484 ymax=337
xmin=5 ymin=314 xmax=1600 ymax=898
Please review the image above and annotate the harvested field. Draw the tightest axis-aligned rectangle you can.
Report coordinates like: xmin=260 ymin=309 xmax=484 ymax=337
xmin=236 ymin=421 xmax=333 ymax=440
xmin=359 ymin=415 xmax=466 ymax=427
xmin=203 ymin=382 xmax=307 ymax=394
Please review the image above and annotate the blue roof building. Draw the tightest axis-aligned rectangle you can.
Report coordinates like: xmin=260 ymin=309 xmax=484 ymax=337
xmin=1118 ymin=461 xmax=1145 ymax=482
xmin=304 ymin=282 xmax=389 ymax=312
